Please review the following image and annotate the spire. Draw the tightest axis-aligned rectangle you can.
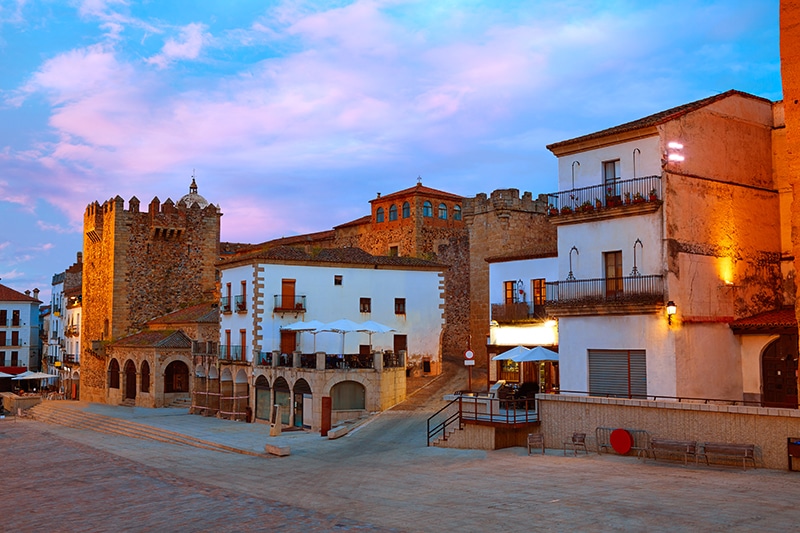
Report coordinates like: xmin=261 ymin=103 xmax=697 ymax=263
xmin=190 ymin=171 xmax=198 ymax=195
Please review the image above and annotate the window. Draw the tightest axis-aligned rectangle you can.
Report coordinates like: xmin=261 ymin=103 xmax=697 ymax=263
xmin=376 ymin=207 xmax=384 ymax=222
xmin=389 ymin=204 xmax=398 ymax=221
xmin=360 ymin=298 xmax=372 ymax=313
xmin=240 ymin=329 xmax=247 ymax=359
xmin=402 ymin=202 xmax=410 ymax=218
xmin=422 ymin=201 xmax=433 ymax=217
xmin=222 ymin=282 xmax=232 ymax=313
xmin=225 ymin=329 xmax=231 ymax=359
xmin=388 ymin=246 xmax=398 ymax=257
xmin=11 ymin=331 xmax=19 ymax=346
xmin=0 ymin=310 xmax=6 ymax=326
xmin=438 ymin=203 xmax=447 ymax=219
xmin=532 ymin=279 xmax=546 ymax=317
xmin=604 ymin=251 xmax=623 ymax=298
xmin=504 ymin=280 xmax=519 ymax=304
xmin=395 ymin=298 xmax=406 ymax=315
xmin=236 ymin=281 xmax=247 ymax=312
xmin=603 ymin=159 xmax=620 ymax=197
xmin=11 ymin=351 xmax=18 ymax=366
xmin=334 ymin=275 xmax=343 ymax=286
xmin=11 ymin=310 xmax=19 ymax=327
xmin=108 ymin=359 xmax=120 ymax=389
xmin=453 ymin=204 xmax=462 ymax=220
xmin=0 ymin=331 xmax=5 ymax=346
xmin=0 ymin=351 xmax=4 ymax=366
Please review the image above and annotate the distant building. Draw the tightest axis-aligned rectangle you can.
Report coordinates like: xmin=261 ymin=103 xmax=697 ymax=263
xmin=0 ymin=283 xmax=42 ymax=370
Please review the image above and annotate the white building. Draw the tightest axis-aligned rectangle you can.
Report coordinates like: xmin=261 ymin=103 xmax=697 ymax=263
xmin=544 ymin=90 xmax=786 ymax=404
xmin=0 ymin=283 xmax=42 ymax=370
xmin=215 ymin=245 xmax=445 ymax=430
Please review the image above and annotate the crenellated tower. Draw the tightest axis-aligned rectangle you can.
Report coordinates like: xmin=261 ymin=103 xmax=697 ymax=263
xmin=80 ymin=180 xmax=221 ymax=403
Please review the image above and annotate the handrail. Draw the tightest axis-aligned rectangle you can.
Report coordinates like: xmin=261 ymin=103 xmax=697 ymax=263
xmin=426 ymin=397 xmax=461 ymax=447
xmin=556 ymin=390 xmax=763 ymax=406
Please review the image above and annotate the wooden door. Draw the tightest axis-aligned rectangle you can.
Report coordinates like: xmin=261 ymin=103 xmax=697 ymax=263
xmin=604 ymin=251 xmax=623 ymax=298
xmin=762 ymin=335 xmax=799 ymax=408
xmin=281 ymin=279 xmax=295 ymax=310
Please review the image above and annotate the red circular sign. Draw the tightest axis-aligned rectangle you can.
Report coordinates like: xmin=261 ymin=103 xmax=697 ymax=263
xmin=610 ymin=428 xmax=633 ymax=455
xmin=464 ymin=350 xmax=474 ymax=360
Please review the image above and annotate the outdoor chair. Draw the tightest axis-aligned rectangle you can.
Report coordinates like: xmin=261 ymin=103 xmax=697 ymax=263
xmin=527 ymin=433 xmax=545 ymax=455
xmin=563 ymin=432 xmax=588 ymax=455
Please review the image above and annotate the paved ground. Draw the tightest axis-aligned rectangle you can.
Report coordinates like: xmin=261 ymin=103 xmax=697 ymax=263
xmin=3 ymin=402 xmax=800 ymax=532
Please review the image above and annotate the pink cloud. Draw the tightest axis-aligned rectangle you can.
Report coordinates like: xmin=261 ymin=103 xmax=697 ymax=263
xmin=147 ymin=23 xmax=209 ymax=68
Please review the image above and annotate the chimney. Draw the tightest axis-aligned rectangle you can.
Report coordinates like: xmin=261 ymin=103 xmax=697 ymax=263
xmin=25 ymin=290 xmax=30 ymax=296
xmin=77 ymin=252 xmax=83 ymax=263
xmin=33 ymin=288 xmax=40 ymax=299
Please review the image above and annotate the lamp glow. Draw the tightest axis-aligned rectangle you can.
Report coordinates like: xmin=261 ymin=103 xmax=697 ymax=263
xmin=666 ymin=300 xmax=677 ymax=325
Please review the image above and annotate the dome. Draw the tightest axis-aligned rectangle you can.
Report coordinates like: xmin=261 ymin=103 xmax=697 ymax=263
xmin=179 ymin=178 xmax=210 ymax=209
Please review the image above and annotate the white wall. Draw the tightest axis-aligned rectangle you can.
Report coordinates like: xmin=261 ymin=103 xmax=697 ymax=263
xmin=558 ymin=314 xmax=676 ymax=398
xmin=557 ymin=136 xmax=661 ymax=190
xmin=488 ymin=257 xmax=558 ymax=305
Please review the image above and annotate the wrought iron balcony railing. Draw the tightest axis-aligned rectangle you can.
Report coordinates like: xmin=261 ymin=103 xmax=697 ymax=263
xmin=234 ymin=295 xmax=247 ymax=312
xmin=547 ymin=175 xmax=662 ymax=216
xmin=219 ymin=344 xmax=245 ymax=362
xmin=273 ymin=295 xmax=307 ymax=312
xmin=220 ymin=296 xmax=232 ymax=313
xmin=546 ymin=274 xmax=664 ymax=306
xmin=491 ymin=302 xmax=548 ymax=323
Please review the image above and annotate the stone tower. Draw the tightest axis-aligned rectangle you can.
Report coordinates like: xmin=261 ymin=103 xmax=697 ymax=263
xmin=80 ymin=181 xmax=221 ymax=403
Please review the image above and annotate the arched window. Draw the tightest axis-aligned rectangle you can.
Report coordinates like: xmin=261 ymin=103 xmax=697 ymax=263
xmin=422 ymin=201 xmax=433 ymax=218
xmin=438 ymin=203 xmax=447 ymax=219
xmin=165 ymin=361 xmax=189 ymax=393
xmin=141 ymin=361 xmax=150 ymax=393
xmin=454 ymin=204 xmax=462 ymax=220
xmin=376 ymin=207 xmax=384 ymax=223
xmin=402 ymin=202 xmax=410 ymax=218
xmin=388 ymin=204 xmax=398 ymax=221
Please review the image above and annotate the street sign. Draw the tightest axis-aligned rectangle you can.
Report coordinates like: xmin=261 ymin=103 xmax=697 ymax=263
xmin=464 ymin=360 xmax=475 ymax=366
xmin=464 ymin=350 xmax=474 ymax=360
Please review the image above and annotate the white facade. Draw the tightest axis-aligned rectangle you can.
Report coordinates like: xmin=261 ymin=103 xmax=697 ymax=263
xmin=49 ymin=275 xmax=66 ymax=370
xmin=0 ymin=285 xmax=41 ymax=369
xmin=220 ymin=261 xmax=444 ymax=362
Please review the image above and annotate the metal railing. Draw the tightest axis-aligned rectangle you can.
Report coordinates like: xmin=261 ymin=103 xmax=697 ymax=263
xmin=491 ymin=302 xmax=547 ymax=323
xmin=256 ymin=352 xmax=272 ymax=366
xmin=426 ymin=396 xmax=540 ymax=446
xmin=547 ymin=175 xmax=661 ymax=214
xmin=273 ymin=295 xmax=307 ymax=312
xmin=558 ymin=389 xmax=764 ymax=406
xmin=218 ymin=345 xmax=244 ymax=362
xmin=427 ymin=398 xmax=462 ymax=446
xmin=234 ymin=295 xmax=246 ymax=312
xmin=220 ymin=297 xmax=231 ymax=313
xmin=546 ymin=274 xmax=664 ymax=305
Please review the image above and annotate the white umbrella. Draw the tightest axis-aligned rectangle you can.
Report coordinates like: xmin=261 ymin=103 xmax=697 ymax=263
xmin=358 ymin=320 xmax=397 ymax=346
xmin=282 ymin=319 xmax=327 ymax=352
xmin=12 ymin=371 xmax=60 ymax=380
xmin=492 ymin=345 xmax=532 ymax=361
xmin=0 ymin=371 xmax=15 ymax=378
xmin=512 ymin=346 xmax=559 ymax=362
xmin=318 ymin=319 xmax=362 ymax=354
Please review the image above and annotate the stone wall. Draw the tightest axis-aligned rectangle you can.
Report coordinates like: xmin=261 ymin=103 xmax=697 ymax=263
xmin=539 ymin=394 xmax=800 ymax=470
xmin=464 ymin=190 xmax=557 ymax=370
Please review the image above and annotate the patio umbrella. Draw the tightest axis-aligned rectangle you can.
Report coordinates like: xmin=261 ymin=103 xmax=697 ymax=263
xmin=317 ymin=319 xmax=362 ymax=354
xmin=491 ymin=345 xmax=532 ymax=361
xmin=511 ymin=346 xmax=559 ymax=362
xmin=0 ymin=371 xmax=15 ymax=378
xmin=358 ymin=320 xmax=397 ymax=346
xmin=281 ymin=319 xmax=327 ymax=352
xmin=12 ymin=372 xmax=60 ymax=380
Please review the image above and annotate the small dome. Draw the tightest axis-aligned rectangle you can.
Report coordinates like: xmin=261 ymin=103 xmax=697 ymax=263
xmin=179 ymin=178 xmax=210 ymax=208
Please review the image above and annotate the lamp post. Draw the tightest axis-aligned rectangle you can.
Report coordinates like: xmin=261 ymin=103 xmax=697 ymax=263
xmin=567 ymin=246 xmax=579 ymax=281
xmin=571 ymin=161 xmax=580 ymax=189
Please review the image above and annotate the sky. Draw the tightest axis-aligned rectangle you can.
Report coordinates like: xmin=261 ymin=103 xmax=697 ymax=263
xmin=0 ymin=0 xmax=782 ymax=303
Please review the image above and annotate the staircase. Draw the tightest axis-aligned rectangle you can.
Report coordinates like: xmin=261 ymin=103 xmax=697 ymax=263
xmin=29 ymin=401 xmax=264 ymax=457
xmin=167 ymin=396 xmax=192 ymax=409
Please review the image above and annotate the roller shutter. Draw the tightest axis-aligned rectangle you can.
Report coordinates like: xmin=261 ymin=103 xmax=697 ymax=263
xmin=588 ymin=349 xmax=647 ymax=398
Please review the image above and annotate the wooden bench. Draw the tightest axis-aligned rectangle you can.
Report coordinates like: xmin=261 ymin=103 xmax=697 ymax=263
xmin=527 ymin=433 xmax=545 ymax=455
xmin=698 ymin=442 xmax=757 ymax=470
xmin=646 ymin=438 xmax=697 ymax=466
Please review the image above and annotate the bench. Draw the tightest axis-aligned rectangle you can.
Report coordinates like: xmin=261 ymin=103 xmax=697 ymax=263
xmin=698 ymin=442 xmax=757 ymax=470
xmin=527 ymin=433 xmax=544 ymax=455
xmin=646 ymin=438 xmax=697 ymax=466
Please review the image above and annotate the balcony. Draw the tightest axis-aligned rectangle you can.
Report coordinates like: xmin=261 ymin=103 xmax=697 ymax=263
xmin=65 ymin=325 xmax=79 ymax=337
xmin=234 ymin=295 xmax=247 ymax=313
xmin=547 ymin=175 xmax=662 ymax=223
xmin=545 ymin=274 xmax=664 ymax=316
xmin=219 ymin=345 xmax=245 ymax=362
xmin=273 ymin=295 xmax=307 ymax=313
xmin=220 ymin=297 xmax=232 ymax=314
xmin=491 ymin=302 xmax=547 ymax=324
xmin=192 ymin=340 xmax=217 ymax=356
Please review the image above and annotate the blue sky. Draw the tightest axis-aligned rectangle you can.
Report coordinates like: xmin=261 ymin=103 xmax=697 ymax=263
xmin=0 ymin=0 xmax=782 ymax=302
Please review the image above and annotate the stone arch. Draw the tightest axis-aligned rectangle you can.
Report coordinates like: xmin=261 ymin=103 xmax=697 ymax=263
xmin=273 ymin=377 xmax=291 ymax=425
xmin=293 ymin=378 xmax=313 ymax=428
xmin=123 ymin=359 xmax=137 ymax=400
xmin=761 ymin=335 xmax=799 ymax=408
xmin=164 ymin=360 xmax=189 ymax=393
xmin=140 ymin=360 xmax=150 ymax=393
xmin=330 ymin=380 xmax=366 ymax=410
xmin=68 ymin=370 xmax=80 ymax=400
xmin=108 ymin=358 xmax=120 ymax=389
xmin=233 ymin=369 xmax=250 ymax=422
xmin=254 ymin=374 xmax=271 ymax=421
xmin=195 ymin=364 xmax=206 ymax=378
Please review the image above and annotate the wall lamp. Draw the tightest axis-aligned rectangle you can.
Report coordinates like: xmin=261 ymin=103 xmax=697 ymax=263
xmin=666 ymin=301 xmax=677 ymax=325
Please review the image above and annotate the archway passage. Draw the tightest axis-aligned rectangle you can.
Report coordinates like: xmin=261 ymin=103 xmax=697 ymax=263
xmin=124 ymin=360 xmax=137 ymax=400
xmin=762 ymin=335 xmax=798 ymax=408
xmin=108 ymin=358 xmax=120 ymax=389
xmin=255 ymin=375 xmax=271 ymax=421
xmin=294 ymin=379 xmax=312 ymax=428
xmin=331 ymin=380 xmax=366 ymax=410
xmin=165 ymin=360 xmax=190 ymax=393
xmin=273 ymin=377 xmax=291 ymax=425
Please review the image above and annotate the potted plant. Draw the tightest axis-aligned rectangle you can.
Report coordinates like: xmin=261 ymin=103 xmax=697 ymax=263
xmin=633 ymin=192 xmax=645 ymax=204
xmin=595 ymin=198 xmax=602 ymax=209
xmin=560 ymin=205 xmax=573 ymax=215
xmin=624 ymin=192 xmax=631 ymax=205
xmin=649 ymin=188 xmax=658 ymax=201
xmin=548 ymin=206 xmax=559 ymax=216
xmin=580 ymin=200 xmax=594 ymax=213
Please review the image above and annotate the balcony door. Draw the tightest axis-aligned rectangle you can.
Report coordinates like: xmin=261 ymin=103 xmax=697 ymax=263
xmin=604 ymin=251 xmax=623 ymax=298
xmin=281 ymin=279 xmax=296 ymax=309
xmin=603 ymin=159 xmax=620 ymax=198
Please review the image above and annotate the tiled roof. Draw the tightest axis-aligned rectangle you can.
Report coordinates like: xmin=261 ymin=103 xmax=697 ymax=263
xmin=729 ymin=308 xmax=797 ymax=332
xmin=147 ymin=302 xmax=219 ymax=325
xmin=485 ymin=249 xmax=558 ymax=263
xmin=112 ymin=329 xmax=192 ymax=348
xmin=334 ymin=215 xmax=372 ymax=229
xmin=0 ymin=284 xmax=41 ymax=303
xmin=546 ymin=90 xmax=771 ymax=152
xmin=371 ymin=184 xmax=464 ymax=203
xmin=218 ymin=245 xmax=444 ymax=269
